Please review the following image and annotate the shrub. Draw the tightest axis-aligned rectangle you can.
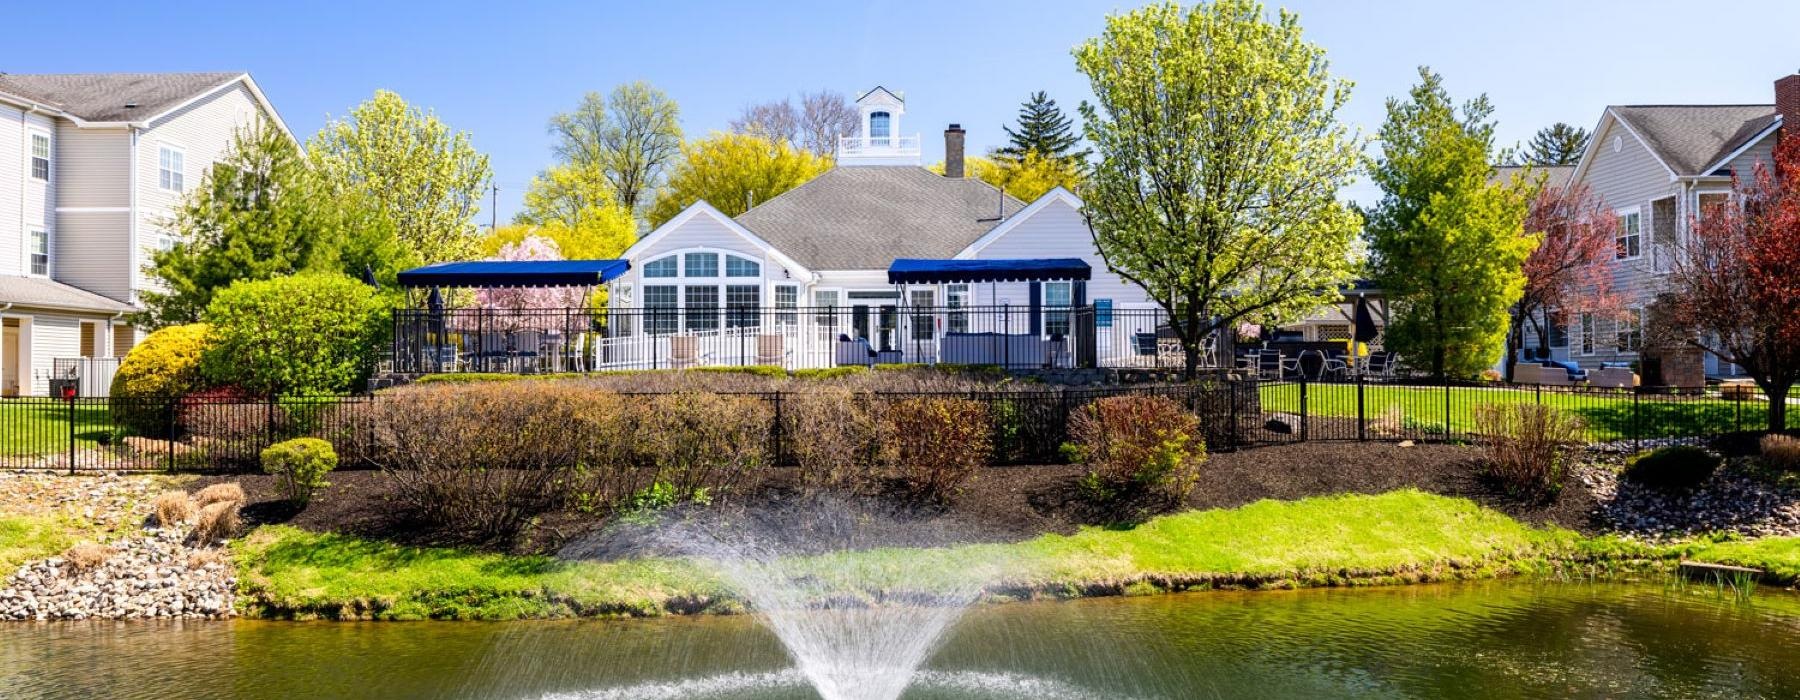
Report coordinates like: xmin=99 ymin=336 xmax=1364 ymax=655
xmin=691 ymin=365 xmax=788 ymax=378
xmin=368 ymin=383 xmax=638 ymax=543
xmin=1474 ymin=404 xmax=1584 ymax=497
xmin=1761 ymin=434 xmax=1800 ymax=472
xmin=1623 ymin=445 xmax=1722 ymax=492
xmin=792 ymin=366 xmax=868 ymax=381
xmin=152 ymin=490 xmax=196 ymax=528
xmin=193 ymin=482 xmax=246 ymax=508
xmin=61 ymin=543 xmax=113 ymax=572
xmin=631 ymin=391 xmax=773 ymax=500
xmin=262 ymin=437 xmax=338 ymax=503
xmin=876 ymin=396 xmax=991 ymax=504
xmin=201 ymin=273 xmax=388 ymax=397
xmin=109 ymin=324 xmax=214 ymax=437
xmin=1066 ymin=395 xmax=1206 ymax=504
xmin=783 ymin=388 xmax=879 ymax=493
xmin=193 ymin=501 xmax=241 ymax=543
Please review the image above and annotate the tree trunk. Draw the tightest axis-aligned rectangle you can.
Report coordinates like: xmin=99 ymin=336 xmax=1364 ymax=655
xmin=1769 ymin=384 xmax=1790 ymax=433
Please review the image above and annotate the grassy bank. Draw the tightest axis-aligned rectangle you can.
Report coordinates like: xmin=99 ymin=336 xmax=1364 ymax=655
xmin=231 ymin=489 xmax=1788 ymax=621
xmin=0 ymin=515 xmax=80 ymax=572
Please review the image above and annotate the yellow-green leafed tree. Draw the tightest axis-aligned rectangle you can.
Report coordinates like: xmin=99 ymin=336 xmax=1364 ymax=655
xmin=1075 ymin=0 xmax=1364 ymax=378
xmin=493 ymin=162 xmax=638 ymax=260
xmin=646 ymin=133 xmax=831 ymax=227
xmin=934 ymin=152 xmax=1083 ymax=203
xmin=1365 ymin=67 xmax=1536 ymax=379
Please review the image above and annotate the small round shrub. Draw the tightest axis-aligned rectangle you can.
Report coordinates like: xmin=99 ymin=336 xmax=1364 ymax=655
xmin=109 ymin=323 xmax=214 ymax=437
xmin=201 ymin=273 xmax=389 ymax=397
xmin=1622 ymin=445 xmax=1721 ymax=492
xmin=262 ymin=437 xmax=338 ymax=502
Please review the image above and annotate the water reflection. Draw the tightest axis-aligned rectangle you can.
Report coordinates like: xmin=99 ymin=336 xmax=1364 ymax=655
xmin=0 ymin=582 xmax=1797 ymax=699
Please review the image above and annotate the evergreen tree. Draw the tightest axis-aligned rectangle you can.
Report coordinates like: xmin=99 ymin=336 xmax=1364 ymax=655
xmin=1522 ymin=122 xmax=1590 ymax=165
xmin=996 ymin=91 xmax=1089 ymax=163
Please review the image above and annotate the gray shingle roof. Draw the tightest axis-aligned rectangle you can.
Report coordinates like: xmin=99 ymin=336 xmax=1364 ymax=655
xmin=0 ymin=276 xmax=134 ymax=313
xmin=0 ymin=72 xmax=244 ymax=122
xmin=735 ymin=166 xmax=1024 ymax=270
xmin=1492 ymin=164 xmax=1575 ymax=189
xmin=1611 ymin=105 xmax=1779 ymax=176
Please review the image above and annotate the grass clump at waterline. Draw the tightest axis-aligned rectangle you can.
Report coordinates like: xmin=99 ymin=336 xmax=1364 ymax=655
xmin=1678 ymin=537 xmax=1800 ymax=583
xmin=232 ymin=489 xmax=1682 ymax=621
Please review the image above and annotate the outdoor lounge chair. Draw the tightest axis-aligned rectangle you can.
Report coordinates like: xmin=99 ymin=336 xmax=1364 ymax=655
xmin=1320 ymin=350 xmax=1350 ymax=379
xmin=1367 ymin=351 xmax=1399 ymax=378
xmin=1257 ymin=351 xmax=1284 ymax=380
xmin=755 ymin=334 xmax=789 ymax=366
xmin=668 ymin=335 xmax=700 ymax=369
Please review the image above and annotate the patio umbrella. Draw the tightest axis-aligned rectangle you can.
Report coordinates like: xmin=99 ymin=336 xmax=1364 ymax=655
xmin=1352 ymin=296 xmax=1379 ymax=343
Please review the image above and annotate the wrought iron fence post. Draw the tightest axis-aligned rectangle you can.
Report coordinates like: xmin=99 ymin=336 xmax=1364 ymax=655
xmin=67 ymin=395 xmax=76 ymax=476
xmin=772 ymin=391 xmax=785 ymax=466
xmin=166 ymin=398 xmax=176 ymax=472
xmin=1299 ymin=377 xmax=1308 ymax=442
xmin=1443 ymin=378 xmax=1452 ymax=440
xmin=1356 ymin=372 xmax=1367 ymax=442
xmin=1632 ymin=388 xmax=1641 ymax=452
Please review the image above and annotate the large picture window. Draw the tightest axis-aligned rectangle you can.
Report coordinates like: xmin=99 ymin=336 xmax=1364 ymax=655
xmin=725 ymin=284 xmax=760 ymax=328
xmin=684 ymin=286 xmax=719 ymax=331
xmin=644 ymin=285 xmax=679 ymax=334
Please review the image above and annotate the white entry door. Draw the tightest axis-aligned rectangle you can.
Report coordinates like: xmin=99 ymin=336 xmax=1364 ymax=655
xmin=2 ymin=319 xmax=19 ymax=397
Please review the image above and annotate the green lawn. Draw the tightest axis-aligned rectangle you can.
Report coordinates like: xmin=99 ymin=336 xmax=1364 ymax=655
xmin=231 ymin=490 xmax=1649 ymax=621
xmin=0 ymin=399 xmax=112 ymax=457
xmin=1259 ymin=383 xmax=1757 ymax=441
xmin=0 ymin=515 xmax=80 ymax=572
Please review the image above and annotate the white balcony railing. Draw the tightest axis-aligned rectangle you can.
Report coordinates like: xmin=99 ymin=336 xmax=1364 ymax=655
xmin=836 ymin=134 xmax=921 ymax=158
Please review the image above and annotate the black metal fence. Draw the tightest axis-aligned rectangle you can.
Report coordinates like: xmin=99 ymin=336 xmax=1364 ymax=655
xmin=0 ymin=378 xmax=1773 ymax=473
xmin=390 ymin=305 xmax=1215 ymax=374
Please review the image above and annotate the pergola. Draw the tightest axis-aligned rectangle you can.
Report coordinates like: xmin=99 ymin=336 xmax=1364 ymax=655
xmin=883 ymin=257 xmax=1094 ymax=368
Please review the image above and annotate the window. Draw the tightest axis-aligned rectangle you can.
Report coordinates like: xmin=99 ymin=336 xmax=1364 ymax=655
xmin=1548 ymin=315 xmax=1568 ymax=348
xmin=869 ymin=111 xmax=890 ymax=142
xmin=684 ymin=286 xmax=719 ymax=331
xmin=1616 ymin=309 xmax=1643 ymax=353
xmin=774 ymin=284 xmax=798 ymax=325
xmin=158 ymin=146 xmax=185 ymax=192
xmin=909 ymin=290 xmax=935 ymax=340
xmin=1697 ymin=192 xmax=1731 ymax=224
xmin=644 ymin=285 xmax=678 ymax=334
xmin=946 ymin=284 xmax=970 ymax=334
xmin=725 ymin=284 xmax=760 ymax=328
xmin=1044 ymin=282 xmax=1072 ymax=337
xmin=29 ymin=228 xmax=50 ymax=276
xmin=1579 ymin=312 xmax=1596 ymax=356
xmin=725 ymin=255 xmax=760 ymax=277
xmin=644 ymin=256 xmax=678 ymax=278
xmin=29 ymin=133 xmax=50 ymax=181
xmin=684 ymin=252 xmax=719 ymax=277
xmin=1094 ymin=299 xmax=1113 ymax=328
xmin=813 ymin=289 xmax=840 ymax=325
xmin=1615 ymin=210 xmax=1641 ymax=259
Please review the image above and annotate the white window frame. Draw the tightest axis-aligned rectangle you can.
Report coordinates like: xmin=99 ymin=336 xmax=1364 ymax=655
xmin=158 ymin=145 xmax=186 ymax=192
xmin=1615 ymin=308 xmax=1644 ymax=354
xmin=1578 ymin=312 xmax=1596 ymax=356
xmin=27 ymin=226 xmax=51 ymax=277
xmin=1693 ymin=190 xmax=1733 ymax=229
xmin=1614 ymin=206 xmax=1642 ymax=261
xmin=28 ymin=131 xmax=51 ymax=182
xmin=1043 ymin=281 xmax=1074 ymax=337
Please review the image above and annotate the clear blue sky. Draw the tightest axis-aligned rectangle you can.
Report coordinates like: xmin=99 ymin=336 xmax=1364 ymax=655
xmin=11 ymin=0 xmax=1800 ymax=222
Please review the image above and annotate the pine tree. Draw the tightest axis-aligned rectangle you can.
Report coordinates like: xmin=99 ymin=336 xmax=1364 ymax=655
xmin=996 ymin=91 xmax=1089 ymax=163
xmin=1522 ymin=123 xmax=1590 ymax=166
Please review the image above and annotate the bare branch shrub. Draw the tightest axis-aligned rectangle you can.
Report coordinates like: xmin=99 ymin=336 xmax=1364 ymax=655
xmin=152 ymin=490 xmax=196 ymax=528
xmin=1762 ymin=434 xmax=1800 ymax=472
xmin=1067 ymin=395 xmax=1205 ymax=504
xmin=1474 ymin=403 xmax=1584 ymax=498
xmin=876 ymin=396 xmax=991 ymax=504
xmin=783 ymin=388 xmax=879 ymax=493
xmin=630 ymin=391 xmax=772 ymax=500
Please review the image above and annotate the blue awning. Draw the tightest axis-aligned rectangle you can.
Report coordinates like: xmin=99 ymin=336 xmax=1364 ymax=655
xmin=397 ymin=260 xmax=630 ymax=288
xmin=887 ymin=258 xmax=1092 ymax=284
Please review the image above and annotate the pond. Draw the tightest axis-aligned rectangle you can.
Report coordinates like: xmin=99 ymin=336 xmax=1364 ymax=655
xmin=2 ymin=581 xmax=1798 ymax=699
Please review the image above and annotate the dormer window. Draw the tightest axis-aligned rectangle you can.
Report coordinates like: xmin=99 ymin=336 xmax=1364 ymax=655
xmin=869 ymin=111 xmax=890 ymax=143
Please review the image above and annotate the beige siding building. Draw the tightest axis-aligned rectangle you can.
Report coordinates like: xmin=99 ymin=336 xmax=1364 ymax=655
xmin=0 ymin=72 xmax=287 ymax=395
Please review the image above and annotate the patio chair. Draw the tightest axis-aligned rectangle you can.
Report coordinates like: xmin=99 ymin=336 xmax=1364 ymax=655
xmin=1257 ymin=351 xmax=1284 ymax=380
xmin=1367 ymin=351 xmax=1399 ymax=378
xmin=1132 ymin=331 xmax=1160 ymax=367
xmin=1320 ymin=349 xmax=1350 ymax=379
xmin=755 ymin=334 xmax=789 ymax=366
xmin=668 ymin=335 xmax=700 ymax=369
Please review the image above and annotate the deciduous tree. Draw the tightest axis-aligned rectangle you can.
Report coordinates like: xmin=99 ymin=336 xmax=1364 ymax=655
xmin=646 ymin=132 xmax=831 ymax=227
xmin=1659 ymin=136 xmax=1800 ymax=430
xmin=797 ymin=90 xmax=860 ymax=159
xmin=1366 ymin=68 xmax=1536 ymax=379
xmin=548 ymin=82 xmax=683 ymax=211
xmin=310 ymin=90 xmax=491 ymax=265
xmin=932 ymin=151 xmax=1082 ymax=202
xmin=1075 ymin=0 xmax=1364 ymax=378
xmin=1508 ymin=175 xmax=1622 ymax=378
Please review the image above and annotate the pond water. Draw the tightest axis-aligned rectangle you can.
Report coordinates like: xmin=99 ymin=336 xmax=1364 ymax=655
xmin=3 ymin=581 xmax=1799 ymax=699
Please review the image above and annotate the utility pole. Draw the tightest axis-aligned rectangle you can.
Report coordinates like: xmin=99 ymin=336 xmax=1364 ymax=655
xmin=489 ymin=183 xmax=499 ymax=232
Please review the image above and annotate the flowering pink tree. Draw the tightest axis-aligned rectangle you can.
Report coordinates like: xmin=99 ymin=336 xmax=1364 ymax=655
xmin=475 ymin=235 xmax=588 ymax=330
xmin=1508 ymin=180 xmax=1623 ymax=377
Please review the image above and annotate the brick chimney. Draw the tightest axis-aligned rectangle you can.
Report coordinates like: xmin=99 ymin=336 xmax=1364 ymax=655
xmin=1778 ymin=73 xmax=1800 ymax=141
xmin=944 ymin=124 xmax=965 ymax=178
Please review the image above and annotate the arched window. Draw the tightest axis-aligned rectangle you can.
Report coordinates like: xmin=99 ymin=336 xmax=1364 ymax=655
xmin=869 ymin=111 xmax=890 ymax=143
xmin=725 ymin=255 xmax=760 ymax=277
xmin=643 ymin=256 xmax=678 ymax=278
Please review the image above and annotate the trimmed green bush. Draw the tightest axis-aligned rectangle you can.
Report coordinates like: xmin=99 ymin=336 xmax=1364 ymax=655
xmin=109 ymin=323 xmax=215 ymax=437
xmin=202 ymin=273 xmax=388 ymax=397
xmin=1623 ymin=445 xmax=1721 ymax=492
xmin=261 ymin=437 xmax=338 ymax=502
xmin=792 ymin=366 xmax=869 ymax=381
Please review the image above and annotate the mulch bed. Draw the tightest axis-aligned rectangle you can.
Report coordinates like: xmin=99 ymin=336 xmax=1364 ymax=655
xmin=194 ymin=441 xmax=1603 ymax=557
